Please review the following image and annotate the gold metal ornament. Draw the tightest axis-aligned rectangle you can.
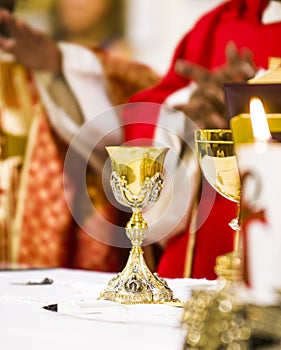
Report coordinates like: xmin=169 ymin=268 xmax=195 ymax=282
xmin=99 ymin=146 xmax=175 ymax=304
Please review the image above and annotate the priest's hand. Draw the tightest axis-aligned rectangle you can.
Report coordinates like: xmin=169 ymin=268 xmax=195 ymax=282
xmin=173 ymin=41 xmax=257 ymax=129
xmin=0 ymin=9 xmax=61 ymax=73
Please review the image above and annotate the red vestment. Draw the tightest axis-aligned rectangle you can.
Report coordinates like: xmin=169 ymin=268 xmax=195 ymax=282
xmin=124 ymin=0 xmax=281 ymax=279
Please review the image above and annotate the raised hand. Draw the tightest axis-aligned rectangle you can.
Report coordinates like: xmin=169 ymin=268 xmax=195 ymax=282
xmin=173 ymin=41 xmax=257 ymax=129
xmin=175 ymin=41 xmax=257 ymax=86
xmin=0 ymin=9 xmax=61 ymax=72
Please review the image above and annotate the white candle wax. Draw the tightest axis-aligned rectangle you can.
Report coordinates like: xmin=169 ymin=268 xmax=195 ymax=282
xmin=236 ymin=143 xmax=281 ymax=305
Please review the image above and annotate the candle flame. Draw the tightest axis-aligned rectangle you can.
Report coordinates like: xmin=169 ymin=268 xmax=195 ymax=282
xmin=249 ymin=98 xmax=272 ymax=142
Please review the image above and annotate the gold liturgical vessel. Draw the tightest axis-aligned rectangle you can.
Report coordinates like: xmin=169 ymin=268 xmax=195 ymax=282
xmin=99 ymin=146 xmax=174 ymax=304
xmin=195 ymin=129 xmax=242 ymax=281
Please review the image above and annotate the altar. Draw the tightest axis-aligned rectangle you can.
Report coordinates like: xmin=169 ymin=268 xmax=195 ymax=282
xmin=0 ymin=268 xmax=216 ymax=350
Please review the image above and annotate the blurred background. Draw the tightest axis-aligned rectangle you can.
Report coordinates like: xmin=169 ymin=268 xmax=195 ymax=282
xmin=13 ymin=0 xmax=225 ymax=73
xmin=11 ymin=0 xmax=281 ymax=74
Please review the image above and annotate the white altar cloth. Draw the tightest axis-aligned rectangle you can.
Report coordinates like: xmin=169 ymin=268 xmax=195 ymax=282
xmin=0 ymin=268 xmax=216 ymax=350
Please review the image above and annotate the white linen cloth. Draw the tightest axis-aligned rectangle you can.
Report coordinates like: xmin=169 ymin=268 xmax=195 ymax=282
xmin=0 ymin=268 xmax=216 ymax=350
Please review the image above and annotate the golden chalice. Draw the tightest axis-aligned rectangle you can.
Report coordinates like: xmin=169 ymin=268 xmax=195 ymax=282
xmin=195 ymin=129 xmax=242 ymax=281
xmin=99 ymin=146 xmax=175 ymax=304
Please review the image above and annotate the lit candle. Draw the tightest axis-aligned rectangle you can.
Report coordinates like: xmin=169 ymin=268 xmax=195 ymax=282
xmin=235 ymin=98 xmax=281 ymax=305
xmin=249 ymin=97 xmax=272 ymax=143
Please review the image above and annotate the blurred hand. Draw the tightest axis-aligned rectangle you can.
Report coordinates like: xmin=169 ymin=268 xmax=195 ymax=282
xmin=173 ymin=41 xmax=258 ymax=129
xmin=0 ymin=9 xmax=61 ymax=72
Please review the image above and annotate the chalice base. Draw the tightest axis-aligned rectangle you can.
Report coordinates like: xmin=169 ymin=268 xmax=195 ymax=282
xmin=214 ymin=251 xmax=243 ymax=282
xmin=99 ymin=246 xmax=174 ymax=304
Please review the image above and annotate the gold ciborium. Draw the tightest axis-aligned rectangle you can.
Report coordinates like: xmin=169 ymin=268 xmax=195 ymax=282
xmin=195 ymin=129 xmax=242 ymax=281
xmin=99 ymin=146 xmax=174 ymax=304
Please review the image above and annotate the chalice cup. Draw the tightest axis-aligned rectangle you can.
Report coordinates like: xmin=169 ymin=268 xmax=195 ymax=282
xmin=99 ymin=146 xmax=175 ymax=304
xmin=195 ymin=129 xmax=242 ymax=281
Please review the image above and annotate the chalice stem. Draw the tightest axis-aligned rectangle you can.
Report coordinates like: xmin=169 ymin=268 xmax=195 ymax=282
xmin=216 ymin=203 xmax=243 ymax=281
xmin=234 ymin=230 xmax=240 ymax=253
xmin=228 ymin=204 xmax=242 ymax=253
xmin=126 ymin=209 xmax=147 ymax=247
xmin=99 ymin=209 xmax=174 ymax=303
xmin=233 ymin=204 xmax=241 ymax=253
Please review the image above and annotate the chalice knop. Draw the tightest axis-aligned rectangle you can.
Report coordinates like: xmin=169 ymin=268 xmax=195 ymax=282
xmin=99 ymin=146 xmax=174 ymax=304
xmin=195 ymin=129 xmax=242 ymax=281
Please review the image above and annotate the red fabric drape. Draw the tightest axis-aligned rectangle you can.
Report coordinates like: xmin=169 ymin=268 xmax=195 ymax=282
xmin=123 ymin=0 xmax=281 ymax=279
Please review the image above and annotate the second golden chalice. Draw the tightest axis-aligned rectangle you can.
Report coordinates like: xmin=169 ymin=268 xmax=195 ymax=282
xmin=195 ymin=129 xmax=242 ymax=281
xmin=99 ymin=146 xmax=175 ymax=304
